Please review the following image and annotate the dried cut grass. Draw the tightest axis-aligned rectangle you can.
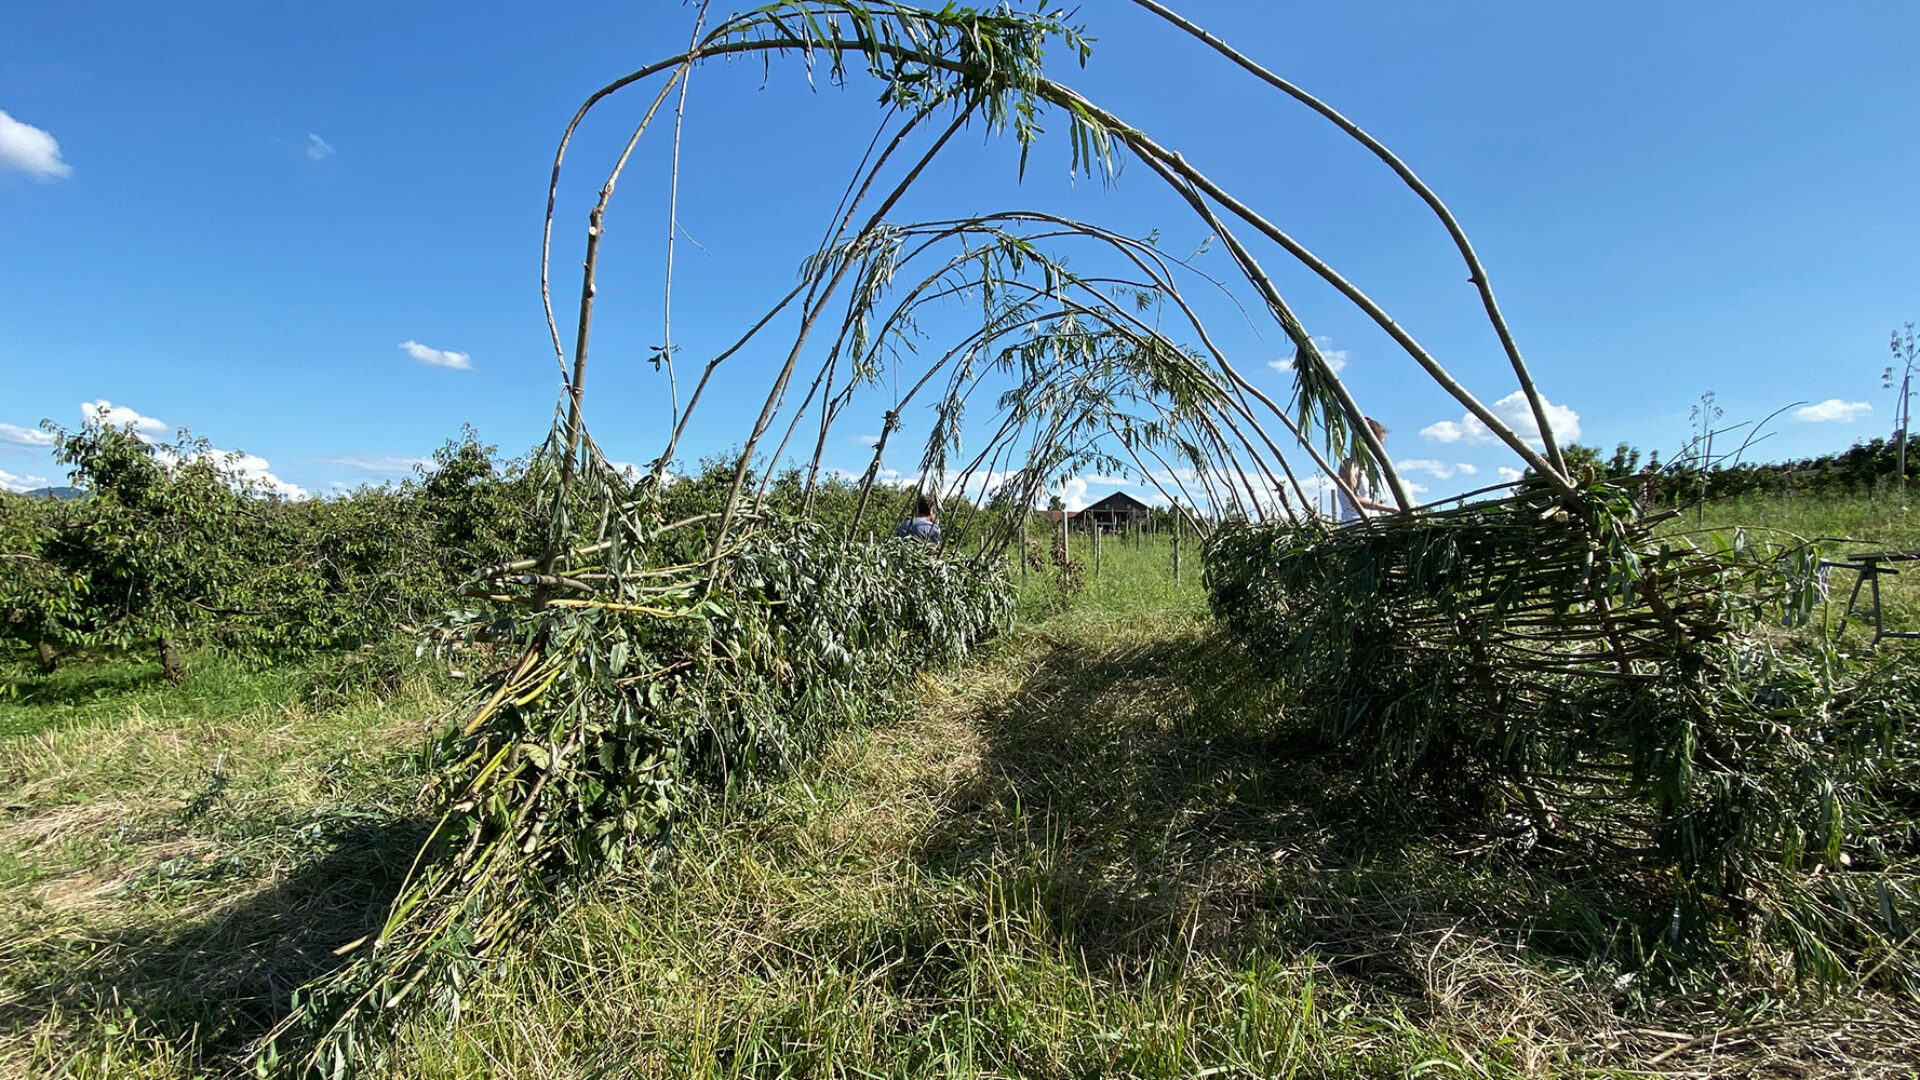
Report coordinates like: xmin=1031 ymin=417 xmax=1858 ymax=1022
xmin=0 ymin=799 xmax=165 ymax=850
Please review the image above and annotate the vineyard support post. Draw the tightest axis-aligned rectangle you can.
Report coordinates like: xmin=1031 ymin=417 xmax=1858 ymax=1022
xmin=1020 ymin=512 xmax=1029 ymax=579
xmin=1899 ymin=370 xmax=1911 ymax=504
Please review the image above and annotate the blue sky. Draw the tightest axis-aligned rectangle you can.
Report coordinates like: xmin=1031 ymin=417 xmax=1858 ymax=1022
xmin=3 ymin=1 xmax=1917 ymax=508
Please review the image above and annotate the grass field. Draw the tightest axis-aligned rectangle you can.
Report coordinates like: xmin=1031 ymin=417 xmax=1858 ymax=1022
xmin=3 ymin=501 xmax=1917 ymax=1078
xmin=1678 ymin=492 xmax=1920 ymax=640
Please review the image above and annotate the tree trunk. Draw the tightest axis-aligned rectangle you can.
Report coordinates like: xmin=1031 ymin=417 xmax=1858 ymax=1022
xmin=36 ymin=641 xmax=57 ymax=673
xmin=160 ymin=636 xmax=184 ymax=683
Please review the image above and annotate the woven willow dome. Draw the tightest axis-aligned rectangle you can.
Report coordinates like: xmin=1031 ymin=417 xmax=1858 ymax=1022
xmin=254 ymin=5 xmax=1919 ymax=1075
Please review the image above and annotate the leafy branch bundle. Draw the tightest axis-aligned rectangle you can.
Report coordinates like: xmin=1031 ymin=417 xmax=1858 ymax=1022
xmin=1204 ymin=484 xmax=1920 ymax=986
xmin=261 ymin=441 xmax=1011 ymax=1076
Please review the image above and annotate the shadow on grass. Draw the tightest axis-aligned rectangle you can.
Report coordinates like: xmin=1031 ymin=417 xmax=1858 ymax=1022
xmin=0 ymin=659 xmax=164 ymax=710
xmin=913 ymin=623 xmax=1618 ymax=997
xmin=0 ymin=813 xmax=430 ymax=1071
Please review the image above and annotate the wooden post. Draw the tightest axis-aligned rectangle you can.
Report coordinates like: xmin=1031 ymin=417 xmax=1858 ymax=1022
xmin=1061 ymin=508 xmax=1070 ymax=568
xmin=1094 ymin=520 xmax=1103 ymax=578
xmin=1173 ymin=515 xmax=1182 ymax=582
xmin=1020 ymin=512 xmax=1028 ymax=579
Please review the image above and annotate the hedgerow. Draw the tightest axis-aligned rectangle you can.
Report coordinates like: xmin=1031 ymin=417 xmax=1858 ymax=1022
xmin=0 ymin=422 xmax=538 ymax=679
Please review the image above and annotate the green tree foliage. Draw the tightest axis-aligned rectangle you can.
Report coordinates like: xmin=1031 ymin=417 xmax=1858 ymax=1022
xmin=2 ymin=419 xmax=1021 ymax=685
xmin=0 ymin=490 xmax=83 ymax=672
xmin=1521 ymin=436 xmax=1920 ymax=507
xmin=1646 ymin=437 xmax=1918 ymax=505
xmin=415 ymin=427 xmax=540 ymax=573
xmin=43 ymin=421 xmax=260 ymax=679
xmin=0 ymin=420 xmax=538 ymax=679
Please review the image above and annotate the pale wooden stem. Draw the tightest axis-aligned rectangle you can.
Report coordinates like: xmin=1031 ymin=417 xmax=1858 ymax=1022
xmin=551 ymin=67 xmax=685 ymax=569
xmin=711 ymin=110 xmax=971 ymax=560
xmin=1132 ymin=149 xmax=1411 ymax=512
xmin=1126 ymin=0 xmax=1567 ymax=477
xmin=660 ymin=3 xmax=710 ymax=433
xmin=1087 ymin=98 xmax=1574 ymax=498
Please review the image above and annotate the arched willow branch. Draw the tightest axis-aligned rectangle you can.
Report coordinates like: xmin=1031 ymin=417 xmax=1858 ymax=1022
xmin=1126 ymin=0 xmax=1569 ymax=477
xmin=534 ymin=2 xmax=1575 ymax=528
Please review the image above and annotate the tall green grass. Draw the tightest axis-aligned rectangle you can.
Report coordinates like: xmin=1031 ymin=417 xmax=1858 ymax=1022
xmin=1672 ymin=492 xmax=1919 ymax=638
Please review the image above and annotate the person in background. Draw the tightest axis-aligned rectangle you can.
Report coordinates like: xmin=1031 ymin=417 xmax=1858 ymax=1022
xmin=1336 ymin=417 xmax=1396 ymax=523
xmin=895 ymin=490 xmax=943 ymax=544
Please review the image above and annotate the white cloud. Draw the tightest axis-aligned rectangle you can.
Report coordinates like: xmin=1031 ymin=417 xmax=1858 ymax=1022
xmin=935 ymin=469 xmax=1015 ymax=504
xmin=1058 ymin=476 xmax=1090 ymax=511
xmin=84 ymin=399 xmax=170 ymax=440
xmin=0 ymin=422 xmax=53 ymax=447
xmin=159 ymin=446 xmax=304 ymax=500
xmin=0 ymin=109 xmax=72 ymax=180
xmin=826 ymin=465 xmax=916 ymax=491
xmin=1395 ymin=459 xmax=1481 ymax=481
xmin=319 ymin=452 xmax=431 ymax=474
xmin=67 ymin=401 xmax=306 ymax=498
xmin=1420 ymin=391 xmax=1580 ymax=447
xmin=400 ymin=340 xmax=473 ymax=370
xmin=1795 ymin=399 xmax=1872 ymax=424
xmin=1498 ymin=466 xmax=1524 ymax=483
xmin=1268 ymin=335 xmax=1350 ymax=375
xmin=305 ymin=132 xmax=335 ymax=161
xmin=854 ymin=434 xmax=881 ymax=447
xmin=217 ymin=451 xmax=307 ymax=500
xmin=0 ymin=468 xmax=49 ymax=493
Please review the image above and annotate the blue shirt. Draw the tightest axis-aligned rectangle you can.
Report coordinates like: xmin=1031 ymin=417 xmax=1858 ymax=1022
xmin=894 ymin=516 xmax=942 ymax=544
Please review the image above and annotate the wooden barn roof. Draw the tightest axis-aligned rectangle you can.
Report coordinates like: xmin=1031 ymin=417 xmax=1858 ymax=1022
xmin=1083 ymin=490 xmax=1152 ymax=514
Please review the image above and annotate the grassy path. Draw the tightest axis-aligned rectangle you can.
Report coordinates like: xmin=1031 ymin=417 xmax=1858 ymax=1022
xmin=385 ymin=585 xmax=1521 ymax=1078
xmin=5 ymin=533 xmax=1917 ymax=1077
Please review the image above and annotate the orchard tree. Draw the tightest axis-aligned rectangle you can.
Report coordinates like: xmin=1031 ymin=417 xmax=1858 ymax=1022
xmin=0 ymin=490 xmax=85 ymax=672
xmin=49 ymin=419 xmax=263 ymax=680
xmin=416 ymin=427 xmax=539 ymax=579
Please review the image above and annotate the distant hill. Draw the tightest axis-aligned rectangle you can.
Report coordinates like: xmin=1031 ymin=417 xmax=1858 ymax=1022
xmin=20 ymin=486 xmax=82 ymax=501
